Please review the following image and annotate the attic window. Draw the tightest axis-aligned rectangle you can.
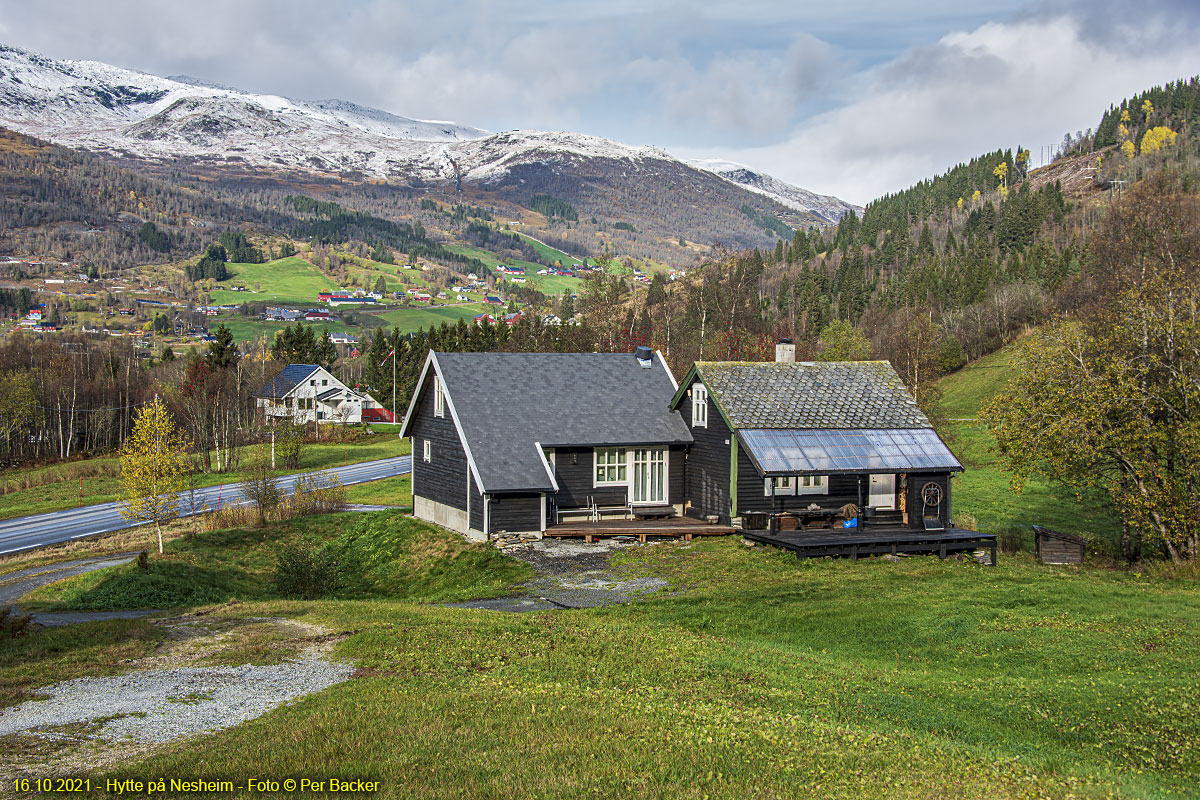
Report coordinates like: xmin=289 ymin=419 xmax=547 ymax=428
xmin=692 ymin=384 xmax=708 ymax=427
xmin=433 ymin=376 xmax=445 ymax=418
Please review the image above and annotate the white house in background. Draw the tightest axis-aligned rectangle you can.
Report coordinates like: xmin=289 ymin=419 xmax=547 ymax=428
xmin=254 ymin=364 xmax=382 ymax=424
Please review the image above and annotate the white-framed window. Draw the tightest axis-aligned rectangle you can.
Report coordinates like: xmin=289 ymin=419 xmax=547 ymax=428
xmin=765 ymin=475 xmax=827 ymax=496
xmin=594 ymin=447 xmax=628 ymax=485
xmin=433 ymin=375 xmax=445 ymax=417
xmin=799 ymin=475 xmax=827 ymax=494
xmin=764 ymin=476 xmax=796 ymax=496
xmin=423 ymin=438 xmax=431 ymax=462
xmin=692 ymin=384 xmax=708 ymax=427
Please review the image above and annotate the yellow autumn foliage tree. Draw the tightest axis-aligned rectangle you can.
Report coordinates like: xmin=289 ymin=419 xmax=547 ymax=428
xmin=119 ymin=396 xmax=190 ymax=554
xmin=1121 ymin=140 xmax=1136 ymax=159
xmin=1140 ymin=126 xmax=1177 ymax=155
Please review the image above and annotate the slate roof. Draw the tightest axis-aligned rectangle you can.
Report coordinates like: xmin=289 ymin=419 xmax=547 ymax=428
xmin=679 ymin=361 xmax=930 ymax=430
xmin=254 ymin=364 xmax=319 ymax=399
xmin=416 ymin=352 xmax=692 ymax=493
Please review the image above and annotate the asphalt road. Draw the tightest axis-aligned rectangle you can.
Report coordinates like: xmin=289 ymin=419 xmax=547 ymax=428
xmin=0 ymin=455 xmax=413 ymax=557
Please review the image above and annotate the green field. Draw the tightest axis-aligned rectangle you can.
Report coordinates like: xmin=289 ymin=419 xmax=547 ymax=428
xmin=937 ymin=344 xmax=1120 ymax=550
xmin=4 ymin=525 xmax=1196 ymax=797
xmin=446 ymin=243 xmax=582 ymax=296
xmin=210 ymin=257 xmax=339 ymax=306
xmin=376 ymin=303 xmax=493 ymax=333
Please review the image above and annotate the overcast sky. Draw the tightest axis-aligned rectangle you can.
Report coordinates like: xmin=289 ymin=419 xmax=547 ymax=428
xmin=2 ymin=0 xmax=1198 ymax=204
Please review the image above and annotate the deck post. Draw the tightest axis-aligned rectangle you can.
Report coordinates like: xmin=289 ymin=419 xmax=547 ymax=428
xmin=938 ymin=542 xmax=946 ymax=558
xmin=990 ymin=541 xmax=997 ymax=566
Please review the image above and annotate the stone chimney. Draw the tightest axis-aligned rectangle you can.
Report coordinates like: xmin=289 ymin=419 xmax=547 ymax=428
xmin=775 ymin=339 xmax=796 ymax=363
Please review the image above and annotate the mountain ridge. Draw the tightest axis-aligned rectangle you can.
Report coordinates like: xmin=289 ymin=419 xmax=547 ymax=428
xmin=0 ymin=43 xmax=858 ymax=225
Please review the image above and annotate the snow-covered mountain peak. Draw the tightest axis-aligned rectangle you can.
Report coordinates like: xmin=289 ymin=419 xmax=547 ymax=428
xmin=0 ymin=43 xmax=856 ymax=224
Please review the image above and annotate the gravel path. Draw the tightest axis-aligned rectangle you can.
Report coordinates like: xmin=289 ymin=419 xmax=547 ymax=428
xmin=0 ymin=554 xmax=163 ymax=627
xmin=447 ymin=538 xmax=669 ymax=612
xmin=0 ymin=655 xmax=354 ymax=744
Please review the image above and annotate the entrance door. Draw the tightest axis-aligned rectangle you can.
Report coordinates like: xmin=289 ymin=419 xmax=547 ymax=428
xmin=632 ymin=448 xmax=666 ymax=504
xmin=868 ymin=474 xmax=896 ymax=509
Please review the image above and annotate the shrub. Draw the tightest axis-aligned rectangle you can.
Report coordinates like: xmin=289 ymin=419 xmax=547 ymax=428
xmin=287 ymin=470 xmax=347 ymax=517
xmin=274 ymin=424 xmax=306 ymax=469
xmin=271 ymin=535 xmax=357 ymax=600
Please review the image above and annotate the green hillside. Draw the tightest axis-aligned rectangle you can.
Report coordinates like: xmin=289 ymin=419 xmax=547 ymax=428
xmin=938 ymin=342 xmax=1119 ymax=549
xmin=210 ymin=256 xmax=339 ymax=306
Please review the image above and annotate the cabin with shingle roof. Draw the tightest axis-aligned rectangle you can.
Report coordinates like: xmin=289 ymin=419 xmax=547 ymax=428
xmin=667 ymin=346 xmax=962 ymax=531
xmin=399 ymin=348 xmax=691 ymax=541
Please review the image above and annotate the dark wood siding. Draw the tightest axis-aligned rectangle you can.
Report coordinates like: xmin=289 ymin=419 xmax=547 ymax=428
xmin=488 ymin=493 xmax=541 ymax=533
xmin=668 ymin=445 xmax=686 ymax=503
xmin=682 ymin=379 xmax=732 ymax=523
xmin=735 ymin=453 xmax=865 ymax=515
xmin=469 ymin=477 xmax=484 ymax=532
xmin=905 ymin=473 xmax=952 ymax=529
xmin=549 ymin=447 xmax=627 ymax=508
xmin=408 ymin=376 xmax=469 ymax=512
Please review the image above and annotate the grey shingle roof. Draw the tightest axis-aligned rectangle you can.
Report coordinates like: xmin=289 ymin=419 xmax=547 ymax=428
xmin=254 ymin=364 xmax=318 ymax=399
xmin=432 ymin=352 xmax=692 ymax=493
xmin=690 ymin=361 xmax=930 ymax=430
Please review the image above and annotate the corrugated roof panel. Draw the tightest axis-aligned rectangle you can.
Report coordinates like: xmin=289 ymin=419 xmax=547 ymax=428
xmin=741 ymin=428 xmax=962 ymax=475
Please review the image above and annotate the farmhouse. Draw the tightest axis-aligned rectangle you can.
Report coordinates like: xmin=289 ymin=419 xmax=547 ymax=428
xmin=255 ymin=364 xmax=384 ymax=424
xmin=400 ymin=349 xmax=690 ymax=541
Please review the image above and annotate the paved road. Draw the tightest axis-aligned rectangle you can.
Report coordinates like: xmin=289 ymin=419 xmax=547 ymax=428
xmin=0 ymin=455 xmax=412 ymax=557
xmin=0 ymin=553 xmax=162 ymax=626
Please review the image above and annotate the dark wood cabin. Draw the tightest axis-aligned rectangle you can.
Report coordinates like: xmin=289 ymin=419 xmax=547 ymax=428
xmin=668 ymin=351 xmax=962 ymax=533
xmin=400 ymin=350 xmax=691 ymax=542
xmin=1034 ymin=526 xmax=1087 ymax=564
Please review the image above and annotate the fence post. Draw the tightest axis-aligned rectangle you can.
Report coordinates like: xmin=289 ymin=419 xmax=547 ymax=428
xmin=78 ymin=477 xmax=83 ymax=508
xmin=216 ymin=483 xmax=223 ymax=512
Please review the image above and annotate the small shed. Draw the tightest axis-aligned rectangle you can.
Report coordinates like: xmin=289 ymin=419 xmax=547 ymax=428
xmin=1033 ymin=526 xmax=1087 ymax=564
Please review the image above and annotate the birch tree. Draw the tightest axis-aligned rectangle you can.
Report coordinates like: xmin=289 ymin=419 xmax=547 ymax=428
xmin=119 ymin=397 xmax=189 ymax=554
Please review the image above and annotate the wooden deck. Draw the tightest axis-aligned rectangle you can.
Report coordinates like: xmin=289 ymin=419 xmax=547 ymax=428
xmin=743 ymin=527 xmax=998 ymax=565
xmin=547 ymin=517 xmax=736 ymax=543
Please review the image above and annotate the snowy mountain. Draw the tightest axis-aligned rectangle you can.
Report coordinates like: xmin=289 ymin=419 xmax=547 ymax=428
xmin=691 ymin=159 xmax=861 ymax=223
xmin=0 ymin=43 xmax=856 ymax=226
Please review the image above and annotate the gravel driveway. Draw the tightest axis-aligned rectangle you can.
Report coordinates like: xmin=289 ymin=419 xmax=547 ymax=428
xmin=0 ymin=655 xmax=353 ymax=744
xmin=447 ymin=538 xmax=669 ymax=612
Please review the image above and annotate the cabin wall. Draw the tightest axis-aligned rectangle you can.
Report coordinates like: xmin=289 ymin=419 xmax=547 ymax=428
xmin=905 ymin=473 xmax=952 ymax=528
xmin=550 ymin=448 xmax=626 ymax=508
xmin=488 ymin=493 xmax=542 ymax=534
xmin=735 ymin=451 xmax=865 ymax=514
xmin=408 ymin=377 xmax=468 ymax=513
xmin=682 ymin=380 xmax=732 ymax=523
xmin=548 ymin=444 xmax=686 ymax=510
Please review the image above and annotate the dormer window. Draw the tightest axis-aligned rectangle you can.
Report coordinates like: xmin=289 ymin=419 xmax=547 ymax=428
xmin=691 ymin=384 xmax=708 ymax=427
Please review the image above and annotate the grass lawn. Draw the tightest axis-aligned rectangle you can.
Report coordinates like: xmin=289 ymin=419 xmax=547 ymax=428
xmin=0 ymin=433 xmax=410 ymax=521
xmin=938 ymin=344 xmax=1120 ymax=551
xmin=210 ymin=257 xmax=339 ymax=306
xmin=56 ymin=536 xmax=1197 ymax=799
xmin=20 ymin=511 xmax=529 ymax=613
xmin=345 ymin=474 xmax=411 ymax=507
